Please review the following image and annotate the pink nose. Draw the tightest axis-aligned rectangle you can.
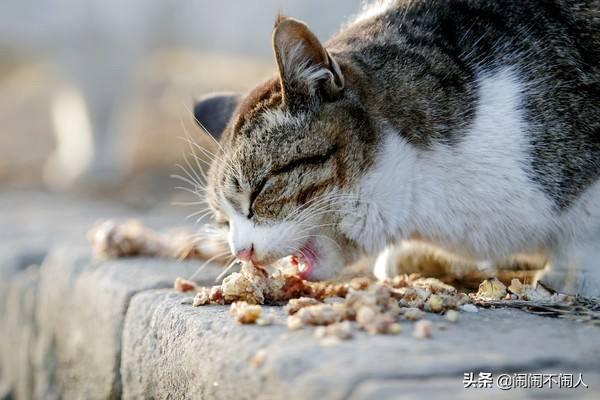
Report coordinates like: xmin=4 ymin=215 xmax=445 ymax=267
xmin=235 ymin=246 xmax=254 ymax=262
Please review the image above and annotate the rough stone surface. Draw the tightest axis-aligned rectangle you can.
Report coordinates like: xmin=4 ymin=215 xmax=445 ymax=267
xmin=122 ymin=291 xmax=600 ymax=400
xmin=31 ymin=247 xmax=221 ymax=400
xmin=0 ymin=263 xmax=39 ymax=400
xmin=0 ymin=191 xmax=219 ymax=399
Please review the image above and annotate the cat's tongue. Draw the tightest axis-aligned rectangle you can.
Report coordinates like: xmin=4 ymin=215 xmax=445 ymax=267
xmin=290 ymin=245 xmax=318 ymax=280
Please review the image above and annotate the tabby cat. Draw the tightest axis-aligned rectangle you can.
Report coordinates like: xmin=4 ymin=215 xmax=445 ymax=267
xmin=193 ymin=0 xmax=600 ymax=296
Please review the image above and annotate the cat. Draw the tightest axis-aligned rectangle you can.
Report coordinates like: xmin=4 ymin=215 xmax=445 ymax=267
xmin=193 ymin=0 xmax=600 ymax=297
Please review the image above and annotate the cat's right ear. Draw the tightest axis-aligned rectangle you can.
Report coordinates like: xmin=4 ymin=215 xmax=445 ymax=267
xmin=272 ymin=16 xmax=344 ymax=103
xmin=193 ymin=92 xmax=242 ymax=139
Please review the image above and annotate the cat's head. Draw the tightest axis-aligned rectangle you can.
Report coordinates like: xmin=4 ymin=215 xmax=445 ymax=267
xmin=195 ymin=17 xmax=378 ymax=280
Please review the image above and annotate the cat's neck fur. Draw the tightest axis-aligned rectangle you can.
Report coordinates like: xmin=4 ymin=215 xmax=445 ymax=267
xmin=346 ymin=66 xmax=558 ymax=261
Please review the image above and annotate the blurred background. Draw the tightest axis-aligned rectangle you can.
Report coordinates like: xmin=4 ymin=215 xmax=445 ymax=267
xmin=1 ymin=4 xmax=366 ymax=397
xmin=0 ymin=0 xmax=363 ymax=210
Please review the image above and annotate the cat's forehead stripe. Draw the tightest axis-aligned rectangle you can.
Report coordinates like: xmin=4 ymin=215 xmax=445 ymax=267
xmin=233 ymin=78 xmax=283 ymax=134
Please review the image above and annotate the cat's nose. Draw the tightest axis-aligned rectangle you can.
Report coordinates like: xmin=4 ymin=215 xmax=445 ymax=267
xmin=235 ymin=245 xmax=254 ymax=262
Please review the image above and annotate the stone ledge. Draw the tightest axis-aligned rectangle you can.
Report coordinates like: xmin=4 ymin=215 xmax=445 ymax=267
xmin=2 ymin=241 xmax=600 ymax=399
xmin=121 ymin=290 xmax=600 ymax=400
xmin=1 ymin=244 xmax=222 ymax=400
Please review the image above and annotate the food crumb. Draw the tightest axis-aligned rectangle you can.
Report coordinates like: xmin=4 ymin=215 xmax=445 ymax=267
xmin=507 ymin=278 xmax=553 ymax=301
xmin=445 ymin=309 xmax=459 ymax=322
xmin=426 ymin=294 xmax=444 ymax=313
xmin=193 ymin=288 xmax=211 ymax=306
xmin=314 ymin=321 xmax=353 ymax=344
xmin=229 ymin=301 xmax=262 ymax=324
xmin=284 ymin=297 xmax=322 ymax=315
xmin=413 ymin=320 xmax=433 ymax=339
xmin=174 ymin=277 xmax=198 ymax=293
xmin=402 ymin=307 xmax=425 ymax=321
xmin=295 ymin=304 xmax=343 ymax=326
xmin=476 ymin=277 xmax=507 ymax=300
xmin=287 ymin=315 xmax=303 ymax=330
xmin=249 ymin=349 xmax=268 ymax=368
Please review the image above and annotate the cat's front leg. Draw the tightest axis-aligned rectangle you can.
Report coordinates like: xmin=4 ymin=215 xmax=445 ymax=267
xmin=535 ymin=241 xmax=600 ymax=298
xmin=372 ymin=241 xmax=430 ymax=280
xmin=373 ymin=245 xmax=397 ymax=281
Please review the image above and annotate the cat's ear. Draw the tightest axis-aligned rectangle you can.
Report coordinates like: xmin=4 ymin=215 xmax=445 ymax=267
xmin=272 ymin=16 xmax=344 ymax=102
xmin=193 ymin=92 xmax=242 ymax=139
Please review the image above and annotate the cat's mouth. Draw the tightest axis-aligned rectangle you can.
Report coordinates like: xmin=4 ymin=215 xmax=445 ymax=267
xmin=290 ymin=242 xmax=319 ymax=280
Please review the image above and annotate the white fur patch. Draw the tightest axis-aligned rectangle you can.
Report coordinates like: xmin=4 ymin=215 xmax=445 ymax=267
xmin=345 ymin=67 xmax=559 ymax=260
xmin=352 ymin=0 xmax=396 ymax=25
xmin=340 ymin=126 xmax=417 ymax=253
xmin=220 ymin=194 xmax=305 ymax=262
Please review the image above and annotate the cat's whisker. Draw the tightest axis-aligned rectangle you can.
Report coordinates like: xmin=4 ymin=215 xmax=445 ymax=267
xmin=171 ymin=200 xmax=208 ymax=207
xmin=292 ymin=233 xmax=343 ymax=251
xmin=179 ymin=134 xmax=209 ymax=186
xmin=283 ymin=245 xmax=309 ymax=266
xmin=282 ymin=191 xmax=355 ymax=224
xmin=184 ymin=207 xmax=213 ymax=221
xmin=173 ymin=163 xmax=205 ymax=191
xmin=171 ymin=172 xmax=205 ymax=191
xmin=178 ymin=131 xmax=241 ymax=180
xmin=180 ymin=102 xmax=228 ymax=156
xmin=215 ymin=258 xmax=240 ymax=283
xmin=188 ymin=252 xmax=231 ymax=281
xmin=175 ymin=185 xmax=207 ymax=199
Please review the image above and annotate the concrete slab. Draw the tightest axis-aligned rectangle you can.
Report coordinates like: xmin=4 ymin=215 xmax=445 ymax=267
xmin=30 ymin=247 xmax=221 ymax=400
xmin=121 ymin=290 xmax=600 ymax=400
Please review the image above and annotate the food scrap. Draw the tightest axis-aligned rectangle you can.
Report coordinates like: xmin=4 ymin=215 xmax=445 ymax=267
xmin=507 ymin=278 xmax=553 ymax=301
xmin=88 ymin=219 xmax=226 ymax=261
xmin=249 ymin=349 xmax=268 ymax=368
xmin=314 ymin=321 xmax=353 ymax=345
xmin=445 ymin=309 xmax=459 ymax=322
xmin=474 ymin=277 xmax=507 ymax=300
xmin=86 ymin=219 xmax=591 ymax=343
xmin=229 ymin=301 xmax=262 ymax=324
xmin=413 ymin=319 xmax=433 ymax=339
xmin=174 ymin=277 xmax=198 ymax=293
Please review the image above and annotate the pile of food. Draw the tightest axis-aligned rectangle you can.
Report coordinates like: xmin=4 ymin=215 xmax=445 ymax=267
xmin=472 ymin=276 xmax=568 ymax=302
xmin=176 ymin=261 xmax=472 ymax=344
xmin=89 ymin=219 xmax=596 ymax=344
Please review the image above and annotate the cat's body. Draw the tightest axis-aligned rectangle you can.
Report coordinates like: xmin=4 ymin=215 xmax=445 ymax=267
xmin=195 ymin=0 xmax=600 ymax=296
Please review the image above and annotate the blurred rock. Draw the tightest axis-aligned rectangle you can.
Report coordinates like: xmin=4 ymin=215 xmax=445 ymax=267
xmin=31 ymin=246 xmax=223 ymax=399
xmin=0 ymin=63 xmax=61 ymax=188
xmin=116 ymin=51 xmax=273 ymax=176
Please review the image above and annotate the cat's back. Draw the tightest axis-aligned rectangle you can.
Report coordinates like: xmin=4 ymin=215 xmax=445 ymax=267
xmin=333 ymin=0 xmax=600 ymax=210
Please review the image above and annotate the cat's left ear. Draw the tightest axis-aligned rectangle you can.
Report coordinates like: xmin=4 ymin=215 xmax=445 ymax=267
xmin=272 ymin=16 xmax=344 ymax=102
xmin=193 ymin=92 xmax=242 ymax=139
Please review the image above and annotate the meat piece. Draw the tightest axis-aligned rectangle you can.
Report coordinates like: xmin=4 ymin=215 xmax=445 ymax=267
xmin=285 ymin=297 xmax=322 ymax=315
xmin=476 ymin=277 xmax=507 ymax=300
xmin=174 ymin=277 xmax=198 ymax=293
xmin=229 ymin=301 xmax=262 ymax=324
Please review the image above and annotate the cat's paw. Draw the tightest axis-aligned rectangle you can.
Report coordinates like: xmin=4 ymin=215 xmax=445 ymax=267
xmin=535 ymin=269 xmax=600 ymax=298
xmin=373 ymin=247 xmax=397 ymax=281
